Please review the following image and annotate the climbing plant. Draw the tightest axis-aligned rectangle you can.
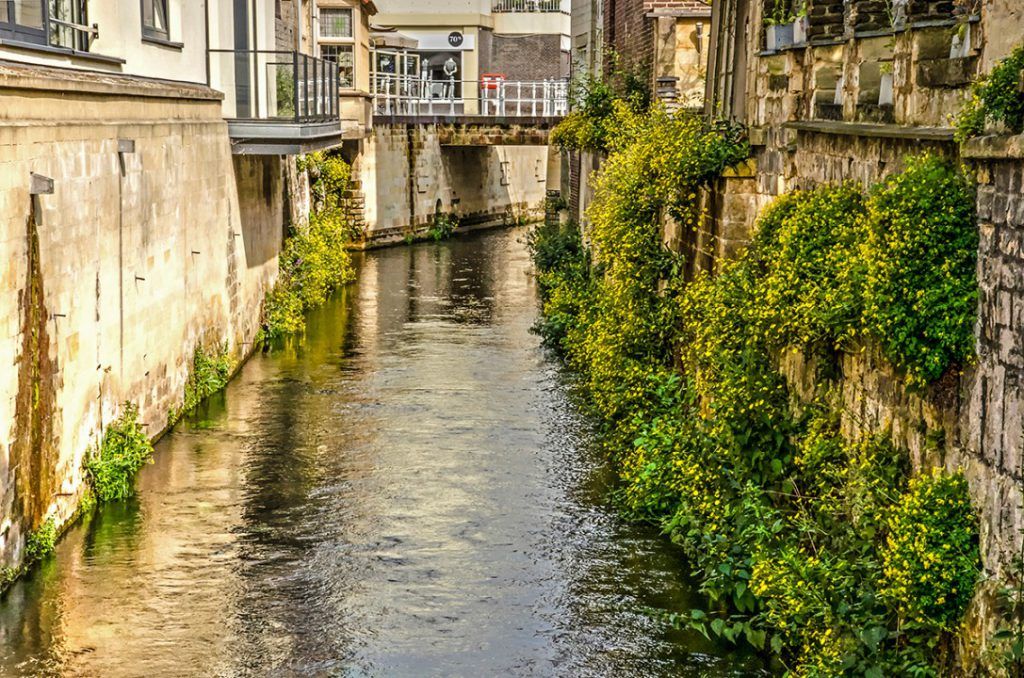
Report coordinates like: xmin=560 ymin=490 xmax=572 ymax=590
xmin=531 ymin=140 xmax=982 ymax=674
xmin=955 ymin=43 xmax=1024 ymax=142
xmin=263 ymin=151 xmax=357 ymax=340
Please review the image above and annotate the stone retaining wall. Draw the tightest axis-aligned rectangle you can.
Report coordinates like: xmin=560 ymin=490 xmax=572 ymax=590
xmin=0 ymin=68 xmax=282 ymax=571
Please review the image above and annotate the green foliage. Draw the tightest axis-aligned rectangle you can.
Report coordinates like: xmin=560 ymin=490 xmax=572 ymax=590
xmin=955 ymin=43 xmax=1024 ymax=141
xmin=24 ymin=517 xmax=57 ymax=563
xmin=533 ymin=138 xmax=982 ymax=674
xmin=85 ymin=402 xmax=154 ymax=502
xmin=530 ymin=219 xmax=592 ymax=350
xmin=170 ymin=344 xmax=235 ymax=423
xmin=427 ymin=213 xmax=459 ymax=241
xmin=881 ymin=470 xmax=980 ymax=630
xmin=551 ymin=55 xmax=652 ymax=152
xmin=263 ymin=152 xmax=357 ymax=340
xmin=863 ymin=155 xmax=978 ymax=384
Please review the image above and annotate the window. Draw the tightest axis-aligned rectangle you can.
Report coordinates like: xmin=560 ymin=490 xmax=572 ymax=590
xmin=141 ymin=0 xmax=168 ymax=40
xmin=50 ymin=0 xmax=88 ymax=49
xmin=320 ymin=8 xmax=351 ymax=39
xmin=0 ymin=0 xmax=46 ymax=43
xmin=321 ymin=44 xmax=354 ymax=88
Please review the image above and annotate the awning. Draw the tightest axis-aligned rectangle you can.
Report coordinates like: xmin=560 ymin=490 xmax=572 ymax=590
xmin=370 ymin=28 xmax=419 ymax=50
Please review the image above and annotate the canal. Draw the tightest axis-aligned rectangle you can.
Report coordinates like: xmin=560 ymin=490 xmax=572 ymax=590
xmin=0 ymin=228 xmax=760 ymax=676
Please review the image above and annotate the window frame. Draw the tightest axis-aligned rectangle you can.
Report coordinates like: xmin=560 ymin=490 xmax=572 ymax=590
xmin=0 ymin=0 xmax=49 ymax=46
xmin=319 ymin=7 xmax=352 ymax=40
xmin=320 ymin=42 xmax=355 ymax=89
xmin=140 ymin=0 xmax=170 ymax=42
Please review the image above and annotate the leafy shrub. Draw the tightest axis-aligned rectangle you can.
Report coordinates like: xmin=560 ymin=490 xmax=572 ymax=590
xmin=955 ymin=43 xmax=1024 ymax=141
xmin=169 ymin=344 xmax=235 ymax=424
xmin=533 ymin=142 xmax=982 ymax=674
xmin=551 ymin=57 xmax=651 ymax=152
xmin=263 ymin=151 xmax=357 ymax=340
xmin=862 ymin=155 xmax=978 ymax=384
xmin=881 ymin=470 xmax=980 ymax=630
xmin=85 ymin=403 xmax=154 ymax=502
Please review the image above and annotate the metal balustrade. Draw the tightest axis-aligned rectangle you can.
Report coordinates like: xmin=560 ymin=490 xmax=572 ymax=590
xmin=208 ymin=49 xmax=339 ymax=122
xmin=372 ymin=74 xmax=569 ymax=118
xmin=492 ymin=0 xmax=563 ymax=12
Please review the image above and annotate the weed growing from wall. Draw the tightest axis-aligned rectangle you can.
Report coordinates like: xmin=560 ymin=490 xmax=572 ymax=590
xmin=263 ymin=152 xmax=357 ymax=340
xmin=85 ymin=403 xmax=154 ymax=502
xmin=168 ymin=344 xmax=236 ymax=425
xmin=955 ymin=43 xmax=1024 ymax=142
xmin=427 ymin=213 xmax=459 ymax=241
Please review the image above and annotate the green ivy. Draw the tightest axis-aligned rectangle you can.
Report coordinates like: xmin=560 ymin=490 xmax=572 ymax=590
xmin=955 ymin=43 xmax=1024 ymax=142
xmin=85 ymin=402 xmax=154 ymax=502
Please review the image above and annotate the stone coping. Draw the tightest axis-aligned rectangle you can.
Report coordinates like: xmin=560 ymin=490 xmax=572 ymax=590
xmin=961 ymin=134 xmax=1024 ymax=160
xmin=784 ymin=120 xmax=955 ymax=141
xmin=0 ymin=58 xmax=222 ymax=101
xmin=373 ymin=115 xmax=560 ymax=127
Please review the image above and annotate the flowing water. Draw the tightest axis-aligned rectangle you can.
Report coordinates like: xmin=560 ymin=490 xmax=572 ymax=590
xmin=0 ymin=228 xmax=762 ymax=677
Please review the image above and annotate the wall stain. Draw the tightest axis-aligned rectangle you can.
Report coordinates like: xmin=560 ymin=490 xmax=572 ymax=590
xmin=9 ymin=199 xmax=59 ymax=564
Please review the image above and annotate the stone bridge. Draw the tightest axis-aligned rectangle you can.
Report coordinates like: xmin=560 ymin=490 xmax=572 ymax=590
xmin=371 ymin=115 xmax=560 ymax=146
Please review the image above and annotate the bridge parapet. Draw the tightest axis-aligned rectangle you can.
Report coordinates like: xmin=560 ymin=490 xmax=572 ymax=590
xmin=372 ymin=115 xmax=559 ymax=146
xmin=372 ymin=76 xmax=568 ymax=119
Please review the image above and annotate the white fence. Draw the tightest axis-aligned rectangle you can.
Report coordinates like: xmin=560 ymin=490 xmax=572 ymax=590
xmin=492 ymin=0 xmax=563 ymax=12
xmin=372 ymin=75 xmax=569 ymax=118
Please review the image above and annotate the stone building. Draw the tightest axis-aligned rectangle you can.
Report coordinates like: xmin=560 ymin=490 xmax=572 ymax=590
xmin=370 ymin=0 xmax=571 ymax=115
xmin=565 ymin=0 xmax=711 ymax=223
xmin=0 ymin=0 xmax=360 ymax=576
xmin=700 ymin=0 xmax=1024 ymax=658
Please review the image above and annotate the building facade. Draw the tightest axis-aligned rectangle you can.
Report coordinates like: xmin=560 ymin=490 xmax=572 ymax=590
xmin=0 ymin=0 xmax=367 ymax=574
xmin=370 ymin=0 xmax=571 ymax=115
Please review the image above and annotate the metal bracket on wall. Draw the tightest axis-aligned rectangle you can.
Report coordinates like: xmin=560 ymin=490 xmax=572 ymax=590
xmin=30 ymin=173 xmax=54 ymax=196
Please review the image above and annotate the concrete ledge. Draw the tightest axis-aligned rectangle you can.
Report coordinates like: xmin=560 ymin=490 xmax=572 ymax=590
xmin=961 ymin=134 xmax=1024 ymax=160
xmin=0 ymin=58 xmax=222 ymax=101
xmin=784 ymin=119 xmax=955 ymax=141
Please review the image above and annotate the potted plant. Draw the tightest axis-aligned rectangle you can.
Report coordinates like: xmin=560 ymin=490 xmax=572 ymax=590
xmin=765 ymin=0 xmax=795 ymax=50
xmin=879 ymin=62 xmax=894 ymax=106
xmin=888 ymin=0 xmax=909 ymax=30
xmin=950 ymin=22 xmax=972 ymax=58
xmin=793 ymin=2 xmax=810 ymax=44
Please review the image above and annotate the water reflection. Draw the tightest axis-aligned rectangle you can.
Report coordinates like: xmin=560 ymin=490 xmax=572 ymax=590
xmin=0 ymin=229 xmax=762 ymax=677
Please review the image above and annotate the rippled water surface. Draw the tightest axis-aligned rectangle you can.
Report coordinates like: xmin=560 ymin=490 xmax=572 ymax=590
xmin=0 ymin=228 xmax=761 ymax=677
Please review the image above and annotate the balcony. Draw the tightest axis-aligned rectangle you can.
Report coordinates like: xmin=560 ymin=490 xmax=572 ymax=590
xmin=492 ymin=0 xmax=563 ymax=12
xmin=372 ymin=74 xmax=568 ymax=120
xmin=208 ymin=49 xmax=343 ymax=155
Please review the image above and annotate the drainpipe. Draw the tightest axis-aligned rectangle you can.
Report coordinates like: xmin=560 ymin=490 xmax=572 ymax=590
xmin=295 ymin=0 xmax=302 ymax=53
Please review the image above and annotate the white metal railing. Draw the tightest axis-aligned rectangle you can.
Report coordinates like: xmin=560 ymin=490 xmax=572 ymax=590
xmin=492 ymin=0 xmax=562 ymax=12
xmin=371 ymin=75 xmax=569 ymax=117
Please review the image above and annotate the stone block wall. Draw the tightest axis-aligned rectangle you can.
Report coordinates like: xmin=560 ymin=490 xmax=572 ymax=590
xmin=0 ymin=66 xmax=282 ymax=570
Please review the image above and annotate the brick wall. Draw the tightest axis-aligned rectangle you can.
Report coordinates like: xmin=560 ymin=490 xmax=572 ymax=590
xmin=605 ymin=0 xmax=655 ymax=83
xmin=604 ymin=0 xmax=709 ymax=86
xmin=487 ymin=34 xmax=565 ymax=80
